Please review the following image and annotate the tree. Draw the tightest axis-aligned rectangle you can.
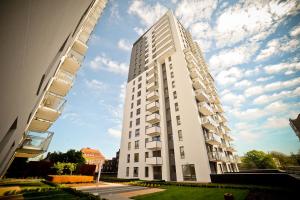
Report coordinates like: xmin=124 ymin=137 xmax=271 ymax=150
xmin=270 ymin=151 xmax=298 ymax=169
xmin=65 ymin=163 xmax=77 ymax=175
xmin=53 ymin=162 xmax=65 ymax=175
xmin=46 ymin=149 xmax=85 ymax=165
xmin=241 ymin=150 xmax=277 ymax=169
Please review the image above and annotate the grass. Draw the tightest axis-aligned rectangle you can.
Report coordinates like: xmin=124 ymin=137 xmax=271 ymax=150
xmin=133 ymin=186 xmax=249 ymax=200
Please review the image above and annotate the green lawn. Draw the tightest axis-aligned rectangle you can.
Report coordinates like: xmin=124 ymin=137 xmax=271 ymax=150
xmin=133 ymin=186 xmax=249 ymax=200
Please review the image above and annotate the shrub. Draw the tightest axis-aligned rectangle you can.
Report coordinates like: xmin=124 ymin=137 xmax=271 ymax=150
xmin=47 ymin=175 xmax=94 ymax=183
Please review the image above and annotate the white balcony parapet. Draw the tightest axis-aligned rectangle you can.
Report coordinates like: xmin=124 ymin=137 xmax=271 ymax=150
xmin=49 ymin=70 xmax=74 ymax=97
xmin=198 ymin=102 xmax=214 ymax=116
xmin=146 ymin=126 xmax=161 ymax=136
xmin=146 ymin=157 xmax=162 ymax=165
xmin=146 ymin=102 xmax=160 ymax=112
xmin=201 ymin=116 xmax=218 ymax=131
xmin=192 ymin=77 xmax=206 ymax=91
xmin=72 ymin=39 xmax=88 ymax=55
xmin=207 ymin=151 xmax=223 ymax=162
xmin=204 ymin=134 xmax=221 ymax=146
xmin=146 ymin=113 xmax=160 ymax=124
xmin=146 ymin=91 xmax=159 ymax=102
xmin=195 ymin=89 xmax=209 ymax=102
xmin=147 ymin=81 xmax=159 ymax=92
xmin=146 ymin=140 xmax=162 ymax=150
xmin=147 ymin=73 xmax=157 ymax=83
xmin=61 ymin=56 xmax=81 ymax=75
xmin=28 ymin=118 xmax=53 ymax=134
xmin=15 ymin=131 xmax=54 ymax=158
xmin=189 ymin=68 xmax=201 ymax=79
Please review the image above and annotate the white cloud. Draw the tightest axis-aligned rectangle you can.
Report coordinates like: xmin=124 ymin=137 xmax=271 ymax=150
xmin=245 ymin=77 xmax=300 ymax=97
xmin=109 ymin=0 xmax=120 ymax=20
xmin=215 ymin=67 xmax=243 ymax=86
xmin=85 ymin=79 xmax=106 ymax=91
xmin=234 ymin=80 xmax=252 ymax=88
xmin=175 ymin=0 xmax=217 ymax=27
xmin=253 ymin=87 xmax=300 ymax=104
xmin=128 ymin=0 xmax=167 ymax=27
xmin=256 ymin=36 xmax=299 ymax=61
xmin=264 ymin=61 xmax=300 ymax=74
xmin=290 ymin=25 xmax=300 ymax=37
xmin=221 ymin=92 xmax=246 ymax=106
xmin=209 ymin=42 xmax=259 ymax=72
xmin=190 ymin=22 xmax=213 ymax=51
xmin=214 ymin=0 xmax=300 ymax=47
xmin=263 ymin=116 xmax=289 ymax=129
xmin=244 ymin=66 xmax=261 ymax=77
xmin=118 ymin=39 xmax=132 ymax=51
xmin=256 ymin=76 xmax=273 ymax=82
xmin=133 ymin=27 xmax=144 ymax=36
xmin=108 ymin=128 xmax=121 ymax=138
xmin=90 ymin=55 xmax=128 ymax=75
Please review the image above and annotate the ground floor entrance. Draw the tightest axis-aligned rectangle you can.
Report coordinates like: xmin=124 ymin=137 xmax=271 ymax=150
xmin=153 ymin=166 xmax=162 ymax=180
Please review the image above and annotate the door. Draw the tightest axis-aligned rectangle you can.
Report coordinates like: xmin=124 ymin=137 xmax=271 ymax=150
xmin=153 ymin=166 xmax=162 ymax=180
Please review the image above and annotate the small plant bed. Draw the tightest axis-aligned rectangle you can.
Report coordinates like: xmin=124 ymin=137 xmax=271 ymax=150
xmin=132 ymin=186 xmax=249 ymax=200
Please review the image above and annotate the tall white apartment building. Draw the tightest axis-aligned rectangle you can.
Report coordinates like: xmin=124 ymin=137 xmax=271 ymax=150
xmin=0 ymin=0 xmax=107 ymax=177
xmin=118 ymin=11 xmax=238 ymax=182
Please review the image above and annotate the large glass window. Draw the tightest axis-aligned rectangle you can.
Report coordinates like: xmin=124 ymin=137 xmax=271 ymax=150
xmin=178 ymin=130 xmax=183 ymax=141
xmin=133 ymin=167 xmax=139 ymax=177
xmin=134 ymin=153 xmax=139 ymax=162
xmin=127 ymin=154 xmax=130 ymax=163
xmin=180 ymin=146 xmax=185 ymax=159
xmin=182 ymin=164 xmax=196 ymax=181
xmin=126 ymin=167 xmax=129 ymax=177
xmin=145 ymin=167 xmax=149 ymax=177
xmin=135 ymin=140 xmax=139 ymax=149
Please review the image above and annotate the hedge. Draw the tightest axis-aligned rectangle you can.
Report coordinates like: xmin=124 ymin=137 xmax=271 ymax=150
xmin=47 ymin=175 xmax=94 ymax=183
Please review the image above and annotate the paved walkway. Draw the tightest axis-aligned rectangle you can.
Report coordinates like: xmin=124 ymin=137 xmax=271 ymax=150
xmin=76 ymin=183 xmax=164 ymax=200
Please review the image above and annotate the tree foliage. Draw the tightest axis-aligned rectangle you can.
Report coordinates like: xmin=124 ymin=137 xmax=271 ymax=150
xmin=46 ymin=149 xmax=85 ymax=165
xmin=269 ymin=151 xmax=298 ymax=169
xmin=241 ymin=150 xmax=277 ymax=169
xmin=53 ymin=162 xmax=78 ymax=175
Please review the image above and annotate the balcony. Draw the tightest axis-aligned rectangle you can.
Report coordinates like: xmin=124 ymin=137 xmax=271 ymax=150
xmin=226 ymin=144 xmax=236 ymax=152
xmin=201 ymin=116 xmax=218 ymax=131
xmin=147 ymin=82 xmax=158 ymax=92
xmin=146 ymin=140 xmax=162 ymax=150
xmin=78 ymin=31 xmax=90 ymax=44
xmin=72 ymin=39 xmax=88 ymax=55
xmin=204 ymin=134 xmax=221 ymax=146
xmin=223 ymin=124 xmax=231 ymax=131
xmin=146 ymin=91 xmax=159 ymax=102
xmin=195 ymin=89 xmax=209 ymax=102
xmin=216 ymin=104 xmax=224 ymax=113
xmin=189 ymin=68 xmax=201 ymax=79
xmin=146 ymin=157 xmax=162 ymax=165
xmin=198 ymin=102 xmax=214 ymax=116
xmin=147 ymin=73 xmax=157 ymax=83
xmin=146 ymin=126 xmax=161 ymax=136
xmin=15 ymin=131 xmax=54 ymax=158
xmin=61 ymin=56 xmax=81 ymax=75
xmin=68 ymin=49 xmax=84 ymax=63
xmin=49 ymin=70 xmax=74 ymax=97
xmin=28 ymin=118 xmax=52 ymax=132
xmin=218 ymin=126 xmax=226 ymax=135
xmin=207 ymin=151 xmax=223 ymax=162
xmin=146 ymin=113 xmax=160 ymax=124
xmin=147 ymin=66 xmax=157 ymax=76
xmin=185 ymin=51 xmax=198 ymax=67
xmin=224 ymin=134 xmax=233 ymax=141
xmin=146 ymin=102 xmax=159 ymax=112
xmin=192 ymin=78 xmax=206 ymax=90
xmin=220 ymin=114 xmax=227 ymax=122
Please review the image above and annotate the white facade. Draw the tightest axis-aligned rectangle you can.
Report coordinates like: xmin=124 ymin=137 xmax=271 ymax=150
xmin=0 ymin=0 xmax=107 ymax=177
xmin=118 ymin=11 xmax=239 ymax=182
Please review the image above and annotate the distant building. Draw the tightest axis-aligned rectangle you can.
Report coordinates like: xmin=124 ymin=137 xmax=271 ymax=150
xmin=102 ymin=150 xmax=119 ymax=174
xmin=290 ymin=114 xmax=300 ymax=141
xmin=81 ymin=148 xmax=105 ymax=172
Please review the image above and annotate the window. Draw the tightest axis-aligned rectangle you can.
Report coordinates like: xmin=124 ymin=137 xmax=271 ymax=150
xmin=131 ymin=103 xmax=134 ymax=109
xmin=130 ymin=111 xmax=133 ymax=118
xmin=137 ymin=99 xmax=141 ymax=106
xmin=169 ymin=64 xmax=173 ymax=69
xmin=136 ymin=118 xmax=140 ymax=126
xmin=175 ymin=103 xmax=179 ymax=111
xmin=182 ymin=164 xmax=196 ymax=181
xmin=133 ymin=167 xmax=139 ymax=177
xmin=168 ymin=56 xmax=172 ymax=62
xmin=134 ymin=153 xmax=139 ymax=162
xmin=133 ymin=80 xmax=135 ymax=85
xmin=137 ymin=90 xmax=141 ymax=97
xmin=145 ymin=167 xmax=149 ymax=177
xmin=145 ymin=152 xmax=149 ymax=161
xmin=127 ymin=154 xmax=130 ymax=163
xmin=126 ymin=167 xmax=129 ymax=177
xmin=180 ymin=146 xmax=185 ymax=159
xmin=138 ymin=83 xmax=142 ymax=89
xmin=136 ymin=108 xmax=141 ymax=115
xmin=171 ymin=71 xmax=174 ymax=78
xmin=178 ymin=130 xmax=183 ymax=141
xmin=135 ymin=140 xmax=139 ymax=149
xmin=153 ymin=150 xmax=161 ymax=157
xmin=135 ymin=129 xmax=140 ymax=137
xmin=138 ymin=76 xmax=142 ymax=82
xmin=172 ymin=81 xmax=175 ymax=88
xmin=129 ymin=131 xmax=132 ymax=139
xmin=132 ymin=95 xmax=134 ymax=100
xmin=132 ymin=87 xmax=135 ymax=92
xmin=173 ymin=91 xmax=177 ymax=99
xmin=128 ymin=142 xmax=131 ymax=150
xmin=129 ymin=121 xmax=132 ymax=128
xmin=176 ymin=116 xmax=181 ymax=125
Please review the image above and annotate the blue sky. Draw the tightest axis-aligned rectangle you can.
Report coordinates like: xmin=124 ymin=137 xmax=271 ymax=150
xmin=48 ymin=0 xmax=300 ymax=159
